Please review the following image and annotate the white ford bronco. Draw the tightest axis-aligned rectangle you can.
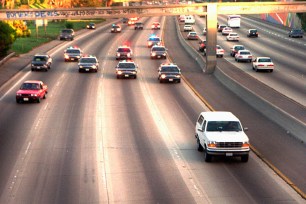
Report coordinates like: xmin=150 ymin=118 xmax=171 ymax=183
xmin=195 ymin=111 xmax=250 ymax=162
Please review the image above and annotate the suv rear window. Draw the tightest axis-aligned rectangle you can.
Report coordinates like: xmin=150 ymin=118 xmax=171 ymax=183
xmin=118 ymin=48 xmax=131 ymax=52
xmin=161 ymin=66 xmax=179 ymax=72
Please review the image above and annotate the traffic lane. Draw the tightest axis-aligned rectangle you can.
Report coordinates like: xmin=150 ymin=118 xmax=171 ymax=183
xmin=183 ymin=19 xmax=306 ymax=118
xmin=164 ymin=16 xmax=305 ymax=200
xmin=0 ymin=21 xmax=123 ymax=203
xmin=99 ymin=20 xmax=198 ymax=202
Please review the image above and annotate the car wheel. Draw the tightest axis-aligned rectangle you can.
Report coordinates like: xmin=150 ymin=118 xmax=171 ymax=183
xmin=255 ymin=67 xmax=258 ymax=72
xmin=31 ymin=68 xmax=34 ymax=71
xmin=204 ymin=148 xmax=212 ymax=162
xmin=117 ymin=75 xmax=119 ymax=79
xmin=37 ymin=98 xmax=41 ymax=103
xmin=270 ymin=69 xmax=273 ymax=72
xmin=16 ymin=99 xmax=20 ymax=103
xmin=43 ymin=93 xmax=47 ymax=99
xmin=134 ymin=75 xmax=137 ymax=79
xmin=197 ymin=138 xmax=203 ymax=152
xmin=159 ymin=79 xmax=162 ymax=83
xmin=177 ymin=79 xmax=181 ymax=83
xmin=241 ymin=155 xmax=249 ymax=163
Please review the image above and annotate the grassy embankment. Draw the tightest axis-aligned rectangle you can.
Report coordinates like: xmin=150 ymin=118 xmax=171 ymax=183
xmin=11 ymin=19 xmax=104 ymax=55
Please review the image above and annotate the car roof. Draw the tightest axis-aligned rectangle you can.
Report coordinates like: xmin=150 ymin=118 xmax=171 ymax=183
xmin=24 ymin=80 xmax=42 ymax=84
xmin=200 ymin=111 xmax=240 ymax=121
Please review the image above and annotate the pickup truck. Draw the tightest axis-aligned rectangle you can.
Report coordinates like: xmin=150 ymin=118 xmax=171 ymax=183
xmin=195 ymin=111 xmax=250 ymax=162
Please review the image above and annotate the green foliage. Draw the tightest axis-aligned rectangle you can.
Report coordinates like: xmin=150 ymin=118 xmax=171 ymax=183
xmin=65 ymin=22 xmax=74 ymax=29
xmin=297 ymin=13 xmax=306 ymax=30
xmin=0 ymin=21 xmax=16 ymax=57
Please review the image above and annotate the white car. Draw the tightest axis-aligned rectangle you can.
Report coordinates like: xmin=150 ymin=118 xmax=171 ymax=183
xmin=252 ymin=57 xmax=274 ymax=72
xmin=204 ymin=45 xmax=224 ymax=58
xmin=183 ymin=25 xmax=193 ymax=32
xmin=235 ymin=50 xmax=252 ymax=62
xmin=222 ymin=27 xmax=233 ymax=35
xmin=195 ymin=111 xmax=250 ymax=162
xmin=227 ymin=32 xmax=239 ymax=41
xmin=203 ymin=27 xmax=207 ymax=35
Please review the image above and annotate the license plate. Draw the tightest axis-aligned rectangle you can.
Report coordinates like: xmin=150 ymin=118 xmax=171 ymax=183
xmin=23 ymin=98 xmax=29 ymax=101
xmin=86 ymin=69 xmax=89 ymax=71
xmin=71 ymin=58 xmax=75 ymax=61
xmin=125 ymin=74 xmax=129 ymax=77
xmin=169 ymin=79 xmax=173 ymax=81
xmin=37 ymin=67 xmax=40 ymax=69
xmin=157 ymin=56 xmax=161 ymax=58
xmin=226 ymin=153 xmax=233 ymax=157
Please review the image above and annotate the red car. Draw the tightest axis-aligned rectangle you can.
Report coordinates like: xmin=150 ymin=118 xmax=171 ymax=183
xmin=16 ymin=80 xmax=48 ymax=103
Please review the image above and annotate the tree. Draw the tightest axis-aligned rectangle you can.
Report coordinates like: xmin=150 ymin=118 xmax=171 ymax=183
xmin=0 ymin=21 xmax=16 ymax=57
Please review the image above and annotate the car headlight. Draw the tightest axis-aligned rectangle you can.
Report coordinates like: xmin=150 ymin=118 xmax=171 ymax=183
xmin=161 ymin=74 xmax=166 ymax=79
xmin=162 ymin=53 xmax=166 ymax=56
xmin=151 ymin=52 xmax=156 ymax=56
xmin=79 ymin=65 xmax=83 ymax=68
xmin=31 ymin=94 xmax=37 ymax=97
xmin=148 ymin=42 xmax=152 ymax=46
xmin=242 ymin=142 xmax=250 ymax=148
xmin=132 ymin=71 xmax=137 ymax=74
xmin=207 ymin=141 xmax=217 ymax=148
xmin=176 ymin=75 xmax=181 ymax=78
xmin=117 ymin=53 xmax=120 ymax=57
xmin=64 ymin=54 xmax=69 ymax=59
xmin=16 ymin=93 xmax=22 ymax=96
xmin=127 ymin=53 xmax=131 ymax=57
xmin=92 ymin=65 xmax=97 ymax=69
xmin=117 ymin=71 xmax=122 ymax=75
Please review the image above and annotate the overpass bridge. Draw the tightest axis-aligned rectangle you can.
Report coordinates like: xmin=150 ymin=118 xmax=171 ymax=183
xmin=1 ymin=2 xmax=306 ymax=73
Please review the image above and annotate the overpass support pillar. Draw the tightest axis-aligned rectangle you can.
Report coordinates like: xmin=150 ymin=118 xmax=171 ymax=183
xmin=205 ymin=4 xmax=217 ymax=74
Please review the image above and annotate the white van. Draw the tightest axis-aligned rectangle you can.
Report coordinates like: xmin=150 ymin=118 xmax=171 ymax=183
xmin=184 ymin=15 xmax=195 ymax=24
xmin=195 ymin=111 xmax=250 ymax=162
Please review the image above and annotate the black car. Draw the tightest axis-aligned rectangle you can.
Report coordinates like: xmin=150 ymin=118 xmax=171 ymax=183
xmin=289 ymin=29 xmax=304 ymax=38
xmin=158 ymin=63 xmax=181 ymax=83
xmin=122 ymin=18 xmax=129 ymax=23
xmin=150 ymin=45 xmax=167 ymax=59
xmin=31 ymin=54 xmax=52 ymax=71
xmin=116 ymin=60 xmax=138 ymax=79
xmin=78 ymin=55 xmax=99 ymax=73
xmin=59 ymin=29 xmax=75 ymax=41
xmin=64 ymin=47 xmax=83 ymax=62
xmin=247 ymin=29 xmax=258 ymax=37
xmin=134 ymin=22 xmax=144 ymax=30
xmin=86 ymin=23 xmax=96 ymax=29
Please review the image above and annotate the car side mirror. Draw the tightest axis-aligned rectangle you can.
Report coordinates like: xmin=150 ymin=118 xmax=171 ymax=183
xmin=197 ymin=128 xmax=204 ymax=132
xmin=244 ymin=127 xmax=248 ymax=131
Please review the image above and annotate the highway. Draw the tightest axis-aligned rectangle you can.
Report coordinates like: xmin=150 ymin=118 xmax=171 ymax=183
xmin=0 ymin=16 xmax=305 ymax=203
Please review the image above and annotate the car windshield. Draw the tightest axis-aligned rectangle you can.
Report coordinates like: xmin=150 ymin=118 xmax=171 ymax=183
xmin=66 ymin=49 xmax=80 ymax=54
xmin=118 ymin=63 xmax=136 ymax=68
xmin=235 ymin=46 xmax=244 ymax=50
xmin=152 ymin=47 xmax=165 ymax=51
xmin=206 ymin=121 xmax=242 ymax=132
xmin=250 ymin=29 xmax=257 ymax=33
xmin=161 ymin=66 xmax=179 ymax=72
xmin=33 ymin=56 xmax=47 ymax=61
xmin=118 ymin=48 xmax=131 ymax=52
xmin=61 ymin=29 xmax=72 ymax=34
xmin=258 ymin=58 xmax=272 ymax=62
xmin=80 ymin=58 xmax=97 ymax=63
xmin=20 ymin=83 xmax=40 ymax=90
xmin=230 ymin=33 xmax=238 ymax=36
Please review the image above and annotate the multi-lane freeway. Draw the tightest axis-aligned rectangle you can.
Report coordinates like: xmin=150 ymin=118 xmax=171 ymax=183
xmin=0 ymin=16 xmax=305 ymax=203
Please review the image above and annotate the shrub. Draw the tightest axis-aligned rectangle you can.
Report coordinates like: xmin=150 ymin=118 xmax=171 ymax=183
xmin=0 ymin=21 xmax=16 ymax=57
xmin=65 ymin=22 xmax=74 ymax=29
